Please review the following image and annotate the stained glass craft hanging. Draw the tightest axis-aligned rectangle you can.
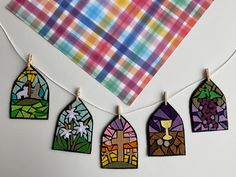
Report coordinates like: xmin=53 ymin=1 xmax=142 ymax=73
xmin=190 ymin=70 xmax=228 ymax=132
xmin=101 ymin=107 xmax=138 ymax=169
xmin=10 ymin=54 xmax=49 ymax=119
xmin=147 ymin=98 xmax=186 ymax=156
xmin=52 ymin=90 xmax=93 ymax=153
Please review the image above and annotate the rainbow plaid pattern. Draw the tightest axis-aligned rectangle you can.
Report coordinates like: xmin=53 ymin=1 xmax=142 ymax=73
xmin=7 ymin=0 xmax=213 ymax=105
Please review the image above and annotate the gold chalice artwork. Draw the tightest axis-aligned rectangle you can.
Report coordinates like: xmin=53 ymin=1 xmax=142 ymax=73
xmin=161 ymin=120 xmax=173 ymax=141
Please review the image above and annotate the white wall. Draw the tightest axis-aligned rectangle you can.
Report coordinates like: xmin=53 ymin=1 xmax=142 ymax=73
xmin=0 ymin=1 xmax=236 ymax=177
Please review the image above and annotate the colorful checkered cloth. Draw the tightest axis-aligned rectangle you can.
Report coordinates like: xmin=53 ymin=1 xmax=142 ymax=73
xmin=7 ymin=0 xmax=213 ymax=105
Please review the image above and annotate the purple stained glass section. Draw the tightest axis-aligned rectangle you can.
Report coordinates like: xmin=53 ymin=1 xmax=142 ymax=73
xmin=148 ymin=102 xmax=185 ymax=156
xmin=190 ymin=79 xmax=228 ymax=132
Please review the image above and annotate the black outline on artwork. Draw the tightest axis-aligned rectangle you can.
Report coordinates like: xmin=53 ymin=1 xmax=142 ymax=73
xmin=9 ymin=65 xmax=50 ymax=120
xmin=147 ymin=102 xmax=186 ymax=157
xmin=100 ymin=115 xmax=138 ymax=169
xmin=189 ymin=79 xmax=228 ymax=133
xmin=51 ymin=98 xmax=93 ymax=154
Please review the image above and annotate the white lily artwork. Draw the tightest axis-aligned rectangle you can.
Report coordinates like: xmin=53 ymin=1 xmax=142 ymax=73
xmin=66 ymin=108 xmax=79 ymax=123
xmin=60 ymin=128 xmax=72 ymax=139
xmin=75 ymin=122 xmax=89 ymax=138
xmin=53 ymin=98 xmax=93 ymax=154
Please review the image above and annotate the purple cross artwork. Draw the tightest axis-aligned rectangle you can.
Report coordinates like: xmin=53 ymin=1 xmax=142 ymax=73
xmin=190 ymin=79 xmax=228 ymax=132
xmin=101 ymin=115 xmax=138 ymax=169
xmin=147 ymin=102 xmax=185 ymax=156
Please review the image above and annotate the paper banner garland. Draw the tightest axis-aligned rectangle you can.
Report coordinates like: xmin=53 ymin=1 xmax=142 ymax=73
xmin=101 ymin=113 xmax=138 ymax=169
xmin=52 ymin=97 xmax=93 ymax=153
xmin=7 ymin=0 xmax=213 ymax=105
xmin=10 ymin=56 xmax=49 ymax=119
xmin=190 ymin=79 xmax=228 ymax=132
xmin=147 ymin=102 xmax=185 ymax=156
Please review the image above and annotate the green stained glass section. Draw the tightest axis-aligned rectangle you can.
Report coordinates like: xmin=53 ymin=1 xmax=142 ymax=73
xmin=190 ymin=79 xmax=228 ymax=132
xmin=10 ymin=65 xmax=49 ymax=119
xmin=52 ymin=98 xmax=93 ymax=154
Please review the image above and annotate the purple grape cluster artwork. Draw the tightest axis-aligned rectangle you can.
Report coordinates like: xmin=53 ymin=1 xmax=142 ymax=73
xmin=190 ymin=79 xmax=228 ymax=132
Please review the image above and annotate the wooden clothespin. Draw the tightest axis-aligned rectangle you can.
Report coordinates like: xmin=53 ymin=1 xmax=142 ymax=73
xmin=27 ymin=54 xmax=33 ymax=66
xmin=205 ymin=68 xmax=210 ymax=81
xmin=76 ymin=87 xmax=80 ymax=100
xmin=117 ymin=105 xmax=121 ymax=119
xmin=164 ymin=91 xmax=168 ymax=106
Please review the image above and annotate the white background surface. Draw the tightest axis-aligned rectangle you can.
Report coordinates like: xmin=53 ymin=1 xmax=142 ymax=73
xmin=0 ymin=0 xmax=236 ymax=177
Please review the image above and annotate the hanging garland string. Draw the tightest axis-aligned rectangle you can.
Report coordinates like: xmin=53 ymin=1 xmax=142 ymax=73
xmin=1 ymin=23 xmax=236 ymax=116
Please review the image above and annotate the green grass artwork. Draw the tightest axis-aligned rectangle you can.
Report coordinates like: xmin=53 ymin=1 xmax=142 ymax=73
xmin=10 ymin=65 xmax=49 ymax=119
xmin=52 ymin=98 xmax=93 ymax=154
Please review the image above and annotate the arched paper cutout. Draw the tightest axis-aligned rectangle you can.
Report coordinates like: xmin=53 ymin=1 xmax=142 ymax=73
xmin=147 ymin=102 xmax=185 ymax=156
xmin=190 ymin=79 xmax=228 ymax=132
xmin=101 ymin=115 xmax=138 ymax=169
xmin=52 ymin=98 xmax=93 ymax=154
xmin=10 ymin=65 xmax=49 ymax=119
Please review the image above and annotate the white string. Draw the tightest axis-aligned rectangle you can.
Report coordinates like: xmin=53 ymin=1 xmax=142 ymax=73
xmin=0 ymin=23 xmax=116 ymax=116
xmin=1 ymin=23 xmax=235 ymax=116
xmin=124 ymin=50 xmax=236 ymax=115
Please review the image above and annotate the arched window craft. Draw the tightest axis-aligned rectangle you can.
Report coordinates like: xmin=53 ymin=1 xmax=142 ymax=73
xmin=147 ymin=102 xmax=185 ymax=156
xmin=10 ymin=62 xmax=49 ymax=119
xmin=52 ymin=98 xmax=93 ymax=154
xmin=190 ymin=79 xmax=228 ymax=132
xmin=101 ymin=115 xmax=138 ymax=169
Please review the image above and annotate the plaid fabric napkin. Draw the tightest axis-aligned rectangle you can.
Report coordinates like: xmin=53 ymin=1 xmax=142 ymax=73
xmin=7 ymin=0 xmax=213 ymax=105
